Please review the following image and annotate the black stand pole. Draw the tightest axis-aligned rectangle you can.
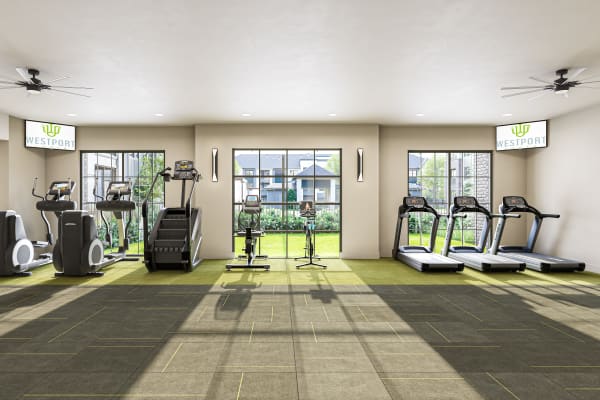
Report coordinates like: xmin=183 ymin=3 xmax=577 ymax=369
xmin=295 ymin=218 xmax=326 ymax=269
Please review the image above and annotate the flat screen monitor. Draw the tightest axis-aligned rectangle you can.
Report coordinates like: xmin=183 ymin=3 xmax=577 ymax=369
xmin=25 ymin=120 xmax=76 ymax=151
xmin=496 ymin=120 xmax=547 ymax=151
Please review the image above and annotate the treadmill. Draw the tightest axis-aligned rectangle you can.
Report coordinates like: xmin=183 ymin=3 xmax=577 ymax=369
xmin=442 ymin=196 xmax=526 ymax=272
xmin=489 ymin=196 xmax=585 ymax=272
xmin=392 ymin=196 xmax=464 ymax=272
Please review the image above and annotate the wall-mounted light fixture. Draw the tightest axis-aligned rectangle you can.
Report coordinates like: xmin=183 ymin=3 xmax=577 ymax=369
xmin=211 ymin=148 xmax=218 ymax=182
xmin=357 ymin=148 xmax=364 ymax=182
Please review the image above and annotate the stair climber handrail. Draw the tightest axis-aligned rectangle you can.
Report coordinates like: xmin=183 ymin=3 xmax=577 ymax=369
xmin=142 ymin=167 xmax=171 ymax=253
xmin=184 ymin=169 xmax=200 ymax=271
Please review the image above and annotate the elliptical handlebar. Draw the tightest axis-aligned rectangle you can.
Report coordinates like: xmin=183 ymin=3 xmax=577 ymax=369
xmin=32 ymin=177 xmax=44 ymax=201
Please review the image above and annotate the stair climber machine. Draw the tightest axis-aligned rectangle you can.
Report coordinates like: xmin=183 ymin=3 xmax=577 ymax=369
xmin=441 ymin=196 xmax=526 ymax=272
xmin=143 ymin=160 xmax=202 ymax=272
xmin=0 ymin=178 xmax=75 ymax=276
xmin=393 ymin=196 xmax=464 ymax=272
xmin=94 ymin=181 xmax=139 ymax=264
xmin=53 ymin=180 xmax=137 ymax=277
xmin=489 ymin=196 xmax=585 ymax=272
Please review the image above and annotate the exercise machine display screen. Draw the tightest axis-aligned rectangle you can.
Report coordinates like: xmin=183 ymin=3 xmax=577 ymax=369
xmin=404 ymin=197 xmax=425 ymax=207
xmin=299 ymin=201 xmax=315 ymax=217
xmin=245 ymin=195 xmax=260 ymax=207
xmin=107 ymin=182 xmax=131 ymax=195
xmin=454 ymin=196 xmax=477 ymax=207
xmin=503 ymin=196 xmax=526 ymax=208
xmin=50 ymin=181 xmax=73 ymax=195
xmin=175 ymin=160 xmax=193 ymax=171
xmin=174 ymin=160 xmax=196 ymax=180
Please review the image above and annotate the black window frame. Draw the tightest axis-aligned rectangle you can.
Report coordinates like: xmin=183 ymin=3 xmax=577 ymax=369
xmin=233 ymin=148 xmax=342 ymax=258
xmin=80 ymin=150 xmax=166 ymax=255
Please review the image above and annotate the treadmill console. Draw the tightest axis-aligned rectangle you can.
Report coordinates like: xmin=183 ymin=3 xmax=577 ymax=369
xmin=403 ymin=196 xmax=425 ymax=208
xmin=454 ymin=196 xmax=478 ymax=207
xmin=49 ymin=181 xmax=75 ymax=196
xmin=173 ymin=160 xmax=196 ymax=180
xmin=503 ymin=196 xmax=526 ymax=208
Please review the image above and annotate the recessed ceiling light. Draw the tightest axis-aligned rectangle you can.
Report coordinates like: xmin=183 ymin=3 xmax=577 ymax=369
xmin=328 ymin=113 xmax=337 ymax=117
xmin=66 ymin=113 xmax=77 ymax=117
xmin=502 ymin=113 xmax=513 ymax=117
xmin=241 ymin=113 xmax=252 ymax=117
xmin=154 ymin=113 xmax=164 ymax=117
xmin=415 ymin=113 xmax=425 ymax=117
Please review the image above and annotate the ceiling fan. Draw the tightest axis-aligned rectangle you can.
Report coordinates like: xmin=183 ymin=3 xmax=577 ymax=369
xmin=0 ymin=67 xmax=93 ymax=97
xmin=501 ymin=68 xmax=600 ymax=99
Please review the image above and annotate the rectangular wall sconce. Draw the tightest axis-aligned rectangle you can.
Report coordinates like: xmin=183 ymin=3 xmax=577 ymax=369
xmin=357 ymin=148 xmax=364 ymax=182
xmin=211 ymin=148 xmax=218 ymax=182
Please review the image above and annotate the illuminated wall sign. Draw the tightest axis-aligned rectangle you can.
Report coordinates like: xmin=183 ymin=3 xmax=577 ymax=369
xmin=496 ymin=120 xmax=547 ymax=151
xmin=25 ymin=120 xmax=76 ymax=151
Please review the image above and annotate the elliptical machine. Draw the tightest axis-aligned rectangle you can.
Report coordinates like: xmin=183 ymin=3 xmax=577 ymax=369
xmin=0 ymin=179 xmax=75 ymax=276
xmin=143 ymin=160 xmax=203 ymax=272
xmin=94 ymin=181 xmax=139 ymax=265
xmin=226 ymin=194 xmax=270 ymax=271
xmin=53 ymin=179 xmax=136 ymax=277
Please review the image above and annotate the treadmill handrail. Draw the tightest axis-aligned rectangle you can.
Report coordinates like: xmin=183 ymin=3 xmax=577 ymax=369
xmin=540 ymin=213 xmax=560 ymax=219
xmin=491 ymin=213 xmax=521 ymax=219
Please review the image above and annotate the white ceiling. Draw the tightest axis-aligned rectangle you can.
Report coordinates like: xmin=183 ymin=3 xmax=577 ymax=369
xmin=1 ymin=0 xmax=600 ymax=126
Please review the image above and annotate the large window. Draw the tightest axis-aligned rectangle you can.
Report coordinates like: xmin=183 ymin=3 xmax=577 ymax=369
xmin=80 ymin=151 xmax=165 ymax=255
xmin=233 ymin=149 xmax=341 ymax=258
xmin=408 ymin=151 xmax=492 ymax=251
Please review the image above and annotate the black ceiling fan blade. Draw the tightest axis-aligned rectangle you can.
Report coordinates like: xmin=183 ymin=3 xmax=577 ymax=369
xmin=529 ymin=76 xmax=552 ymax=84
xmin=501 ymin=85 xmax=548 ymax=90
xmin=45 ymin=76 xmax=70 ymax=84
xmin=50 ymin=85 xmax=94 ymax=90
xmin=502 ymin=88 xmax=548 ymax=98
xmin=48 ymin=88 xmax=91 ymax=97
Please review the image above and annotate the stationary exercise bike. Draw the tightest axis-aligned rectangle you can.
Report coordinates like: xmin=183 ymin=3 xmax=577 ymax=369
xmin=226 ymin=194 xmax=270 ymax=271
xmin=295 ymin=201 xmax=326 ymax=269
xmin=0 ymin=179 xmax=75 ymax=276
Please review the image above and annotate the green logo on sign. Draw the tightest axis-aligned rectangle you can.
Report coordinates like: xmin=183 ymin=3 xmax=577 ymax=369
xmin=511 ymin=123 xmax=530 ymax=138
xmin=42 ymin=124 xmax=61 ymax=137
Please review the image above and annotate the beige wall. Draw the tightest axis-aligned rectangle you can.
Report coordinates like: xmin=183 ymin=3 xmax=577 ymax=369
xmin=7 ymin=117 xmax=47 ymax=237
xmin=379 ymin=126 xmax=528 ymax=256
xmin=194 ymin=124 xmax=380 ymax=259
xmin=0 ymin=112 xmax=8 ymax=141
xmin=0 ymin=139 xmax=7 ymax=210
xmin=526 ymin=104 xmax=600 ymax=272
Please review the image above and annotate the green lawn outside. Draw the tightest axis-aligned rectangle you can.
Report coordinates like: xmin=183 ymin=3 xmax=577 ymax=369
xmin=234 ymin=232 xmax=340 ymax=258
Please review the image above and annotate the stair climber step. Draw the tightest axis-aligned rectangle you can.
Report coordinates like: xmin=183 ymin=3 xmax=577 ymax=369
xmin=160 ymin=219 xmax=188 ymax=229
xmin=154 ymin=239 xmax=186 ymax=251
xmin=157 ymin=229 xmax=187 ymax=240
